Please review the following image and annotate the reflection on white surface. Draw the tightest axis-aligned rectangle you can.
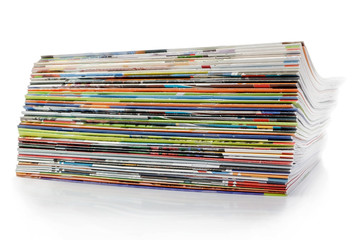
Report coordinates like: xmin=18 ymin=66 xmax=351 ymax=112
xmin=14 ymin=161 xmax=328 ymax=218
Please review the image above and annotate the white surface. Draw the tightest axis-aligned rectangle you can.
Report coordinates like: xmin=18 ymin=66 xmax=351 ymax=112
xmin=1 ymin=1 xmax=359 ymax=239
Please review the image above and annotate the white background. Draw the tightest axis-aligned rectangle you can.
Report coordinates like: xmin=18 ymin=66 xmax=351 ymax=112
xmin=1 ymin=0 xmax=359 ymax=239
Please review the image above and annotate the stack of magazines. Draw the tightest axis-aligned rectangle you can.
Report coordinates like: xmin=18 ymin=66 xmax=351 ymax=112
xmin=16 ymin=42 xmax=338 ymax=196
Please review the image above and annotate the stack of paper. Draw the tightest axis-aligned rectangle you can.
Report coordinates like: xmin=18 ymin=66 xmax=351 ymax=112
xmin=16 ymin=42 xmax=337 ymax=196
